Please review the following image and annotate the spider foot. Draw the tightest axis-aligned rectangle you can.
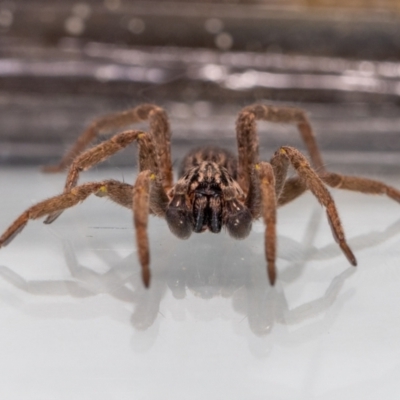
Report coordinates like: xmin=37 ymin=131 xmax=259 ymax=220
xmin=268 ymin=262 xmax=276 ymax=286
xmin=0 ymin=213 xmax=29 ymax=248
xmin=341 ymin=243 xmax=357 ymax=267
xmin=142 ymin=266 xmax=151 ymax=288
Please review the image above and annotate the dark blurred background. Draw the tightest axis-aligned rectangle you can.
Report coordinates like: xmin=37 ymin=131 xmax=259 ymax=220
xmin=1 ymin=0 xmax=400 ymax=173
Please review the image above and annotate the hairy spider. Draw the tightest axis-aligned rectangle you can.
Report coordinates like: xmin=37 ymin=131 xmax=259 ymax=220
xmin=1 ymin=104 xmax=399 ymax=287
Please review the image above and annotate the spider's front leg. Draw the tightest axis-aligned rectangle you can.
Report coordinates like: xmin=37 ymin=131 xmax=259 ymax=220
xmin=131 ymin=171 xmax=169 ymax=287
xmin=249 ymin=162 xmax=279 ymax=285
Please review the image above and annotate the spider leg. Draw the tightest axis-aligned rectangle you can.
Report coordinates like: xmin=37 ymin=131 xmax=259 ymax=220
xmin=98 ymin=171 xmax=168 ymax=287
xmin=44 ymin=130 xmax=159 ymax=224
xmin=236 ymin=104 xmax=325 ymax=192
xmin=321 ymin=173 xmax=400 ymax=203
xmin=276 ymin=171 xmax=400 ymax=208
xmin=94 ymin=180 xmax=134 ymax=208
xmin=275 ymin=146 xmax=357 ymax=266
xmin=0 ymin=180 xmax=118 ymax=248
xmin=246 ymin=157 xmax=294 ymax=284
xmin=133 ymin=171 xmax=151 ymax=287
xmin=253 ymin=162 xmax=278 ymax=285
xmin=276 ymin=171 xmax=400 ymax=207
xmin=0 ymin=176 xmax=166 ymax=287
xmin=278 ymin=178 xmax=307 ymax=207
xmin=24 ymin=126 xmax=169 ymax=288
xmin=43 ymin=104 xmax=173 ymax=188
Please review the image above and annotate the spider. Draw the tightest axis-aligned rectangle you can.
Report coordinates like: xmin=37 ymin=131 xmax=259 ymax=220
xmin=1 ymin=103 xmax=399 ymax=287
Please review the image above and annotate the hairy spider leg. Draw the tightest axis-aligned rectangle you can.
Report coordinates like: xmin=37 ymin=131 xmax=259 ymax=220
xmin=240 ymin=145 xmax=360 ymax=284
xmin=277 ymin=178 xmax=308 ymax=207
xmin=0 ymin=129 xmax=170 ymax=287
xmin=44 ymin=130 xmax=160 ymax=224
xmin=321 ymin=173 xmax=400 ymax=203
xmin=236 ymin=104 xmax=325 ymax=192
xmin=0 ymin=176 xmax=163 ymax=287
xmin=275 ymin=146 xmax=357 ymax=267
xmin=275 ymin=171 xmax=400 ymax=208
xmin=253 ymin=162 xmax=278 ymax=285
xmin=0 ymin=180 xmax=122 ymax=247
xmin=132 ymin=171 xmax=152 ymax=287
xmin=278 ymin=171 xmax=400 ymax=206
xmin=43 ymin=104 xmax=173 ymax=189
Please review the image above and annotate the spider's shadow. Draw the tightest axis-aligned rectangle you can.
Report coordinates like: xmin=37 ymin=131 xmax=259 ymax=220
xmin=0 ymin=210 xmax=399 ymax=344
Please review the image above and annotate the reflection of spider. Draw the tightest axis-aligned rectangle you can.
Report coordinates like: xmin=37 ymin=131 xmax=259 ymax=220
xmin=1 ymin=104 xmax=399 ymax=287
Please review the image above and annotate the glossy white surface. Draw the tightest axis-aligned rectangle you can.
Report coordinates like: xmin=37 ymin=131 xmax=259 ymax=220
xmin=0 ymin=168 xmax=399 ymax=399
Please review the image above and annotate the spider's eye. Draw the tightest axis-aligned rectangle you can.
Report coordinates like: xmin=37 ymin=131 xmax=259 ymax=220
xmin=166 ymin=195 xmax=192 ymax=239
xmin=225 ymin=200 xmax=252 ymax=239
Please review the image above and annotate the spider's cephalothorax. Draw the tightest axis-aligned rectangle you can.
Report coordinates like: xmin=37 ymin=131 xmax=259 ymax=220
xmin=1 ymin=103 xmax=400 ymax=287
xmin=166 ymin=147 xmax=252 ymax=240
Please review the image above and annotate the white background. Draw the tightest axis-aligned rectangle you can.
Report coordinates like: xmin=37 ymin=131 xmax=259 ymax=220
xmin=0 ymin=168 xmax=399 ymax=399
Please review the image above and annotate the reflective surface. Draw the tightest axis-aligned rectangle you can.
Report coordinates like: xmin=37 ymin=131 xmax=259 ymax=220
xmin=1 ymin=1 xmax=400 ymax=397
xmin=0 ymin=168 xmax=399 ymax=399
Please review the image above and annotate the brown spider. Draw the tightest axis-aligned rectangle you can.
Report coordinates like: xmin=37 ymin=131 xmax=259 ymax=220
xmin=1 ymin=104 xmax=399 ymax=287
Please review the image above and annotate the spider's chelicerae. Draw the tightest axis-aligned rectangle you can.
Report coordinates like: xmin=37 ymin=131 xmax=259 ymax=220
xmin=1 ymin=104 xmax=399 ymax=287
